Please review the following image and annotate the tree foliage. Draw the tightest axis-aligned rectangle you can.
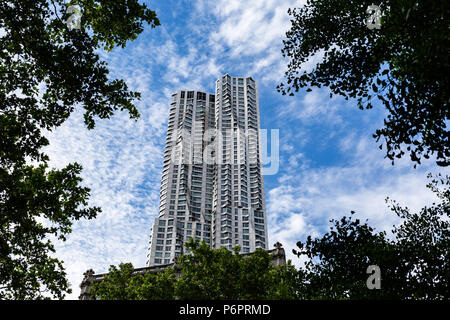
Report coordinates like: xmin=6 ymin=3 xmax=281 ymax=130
xmin=90 ymin=263 xmax=176 ymax=300
xmin=0 ymin=163 xmax=99 ymax=299
xmin=294 ymin=173 xmax=449 ymax=300
xmin=388 ymin=173 xmax=450 ymax=299
xmin=175 ymin=239 xmax=299 ymax=300
xmin=0 ymin=0 xmax=160 ymax=299
xmin=90 ymin=239 xmax=300 ymax=300
xmin=294 ymin=214 xmax=410 ymax=299
xmin=279 ymin=0 xmax=449 ymax=166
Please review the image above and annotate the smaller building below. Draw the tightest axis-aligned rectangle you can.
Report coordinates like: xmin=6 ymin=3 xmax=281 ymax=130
xmin=79 ymin=242 xmax=286 ymax=300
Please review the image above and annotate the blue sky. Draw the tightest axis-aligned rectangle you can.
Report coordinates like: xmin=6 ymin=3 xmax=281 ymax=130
xmin=43 ymin=0 xmax=444 ymax=299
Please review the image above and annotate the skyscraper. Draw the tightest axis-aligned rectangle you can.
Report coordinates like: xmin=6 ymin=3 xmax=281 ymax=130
xmin=146 ymin=74 xmax=267 ymax=266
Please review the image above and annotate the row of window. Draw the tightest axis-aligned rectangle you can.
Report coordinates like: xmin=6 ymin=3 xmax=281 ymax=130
xmin=179 ymin=91 xmax=215 ymax=103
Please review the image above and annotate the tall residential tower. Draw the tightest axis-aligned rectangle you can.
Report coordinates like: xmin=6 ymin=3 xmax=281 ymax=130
xmin=146 ymin=74 xmax=267 ymax=266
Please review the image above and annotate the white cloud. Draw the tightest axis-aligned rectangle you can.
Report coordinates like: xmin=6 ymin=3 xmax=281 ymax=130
xmin=277 ymin=88 xmax=346 ymax=126
xmin=210 ymin=0 xmax=299 ymax=56
xmin=190 ymin=0 xmax=308 ymax=85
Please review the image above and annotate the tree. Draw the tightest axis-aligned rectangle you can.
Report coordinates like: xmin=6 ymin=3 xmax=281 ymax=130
xmin=174 ymin=240 xmax=244 ymax=300
xmin=89 ymin=239 xmax=300 ymax=300
xmin=0 ymin=163 xmax=100 ymax=299
xmin=388 ymin=173 xmax=449 ymax=299
xmin=175 ymin=239 xmax=298 ymax=300
xmin=90 ymin=263 xmax=176 ymax=300
xmin=267 ymin=258 xmax=303 ymax=299
xmin=293 ymin=174 xmax=450 ymax=300
xmin=279 ymin=0 xmax=449 ymax=166
xmin=293 ymin=214 xmax=409 ymax=299
xmin=0 ymin=0 xmax=160 ymax=299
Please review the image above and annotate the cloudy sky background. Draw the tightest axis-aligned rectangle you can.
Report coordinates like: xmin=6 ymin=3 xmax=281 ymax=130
xmin=43 ymin=0 xmax=444 ymax=299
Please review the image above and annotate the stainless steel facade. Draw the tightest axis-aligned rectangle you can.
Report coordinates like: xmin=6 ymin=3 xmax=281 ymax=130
xmin=146 ymin=75 xmax=267 ymax=266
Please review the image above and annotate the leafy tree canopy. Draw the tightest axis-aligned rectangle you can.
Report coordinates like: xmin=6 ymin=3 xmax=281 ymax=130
xmin=279 ymin=0 xmax=449 ymax=167
xmin=0 ymin=0 xmax=159 ymax=299
xmin=294 ymin=173 xmax=449 ymax=300
xmin=90 ymin=239 xmax=300 ymax=300
xmin=90 ymin=263 xmax=176 ymax=300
